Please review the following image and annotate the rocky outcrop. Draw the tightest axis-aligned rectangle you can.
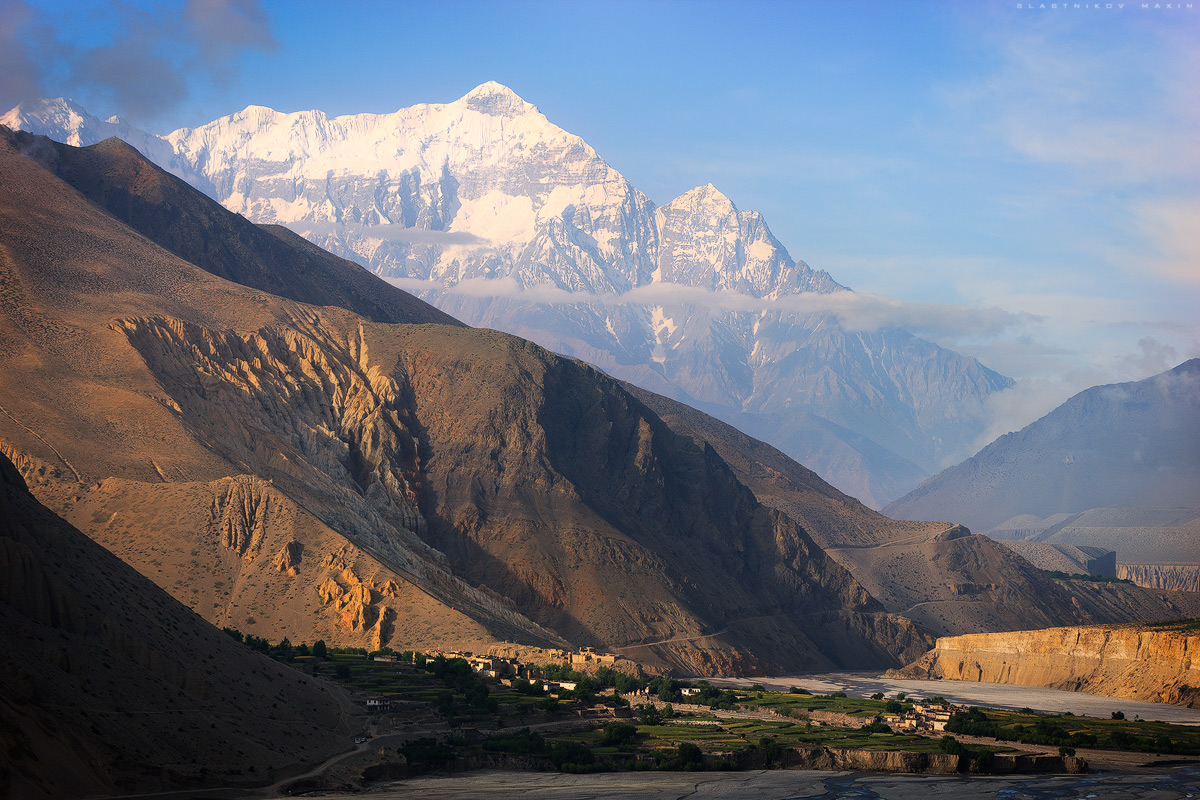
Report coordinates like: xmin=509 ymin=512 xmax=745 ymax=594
xmin=892 ymin=623 xmax=1200 ymax=707
xmin=272 ymin=541 xmax=303 ymax=574
xmin=1120 ymin=564 xmax=1200 ymax=593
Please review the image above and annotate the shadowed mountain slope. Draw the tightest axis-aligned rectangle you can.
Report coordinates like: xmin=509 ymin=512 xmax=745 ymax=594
xmin=0 ymin=127 xmax=938 ymax=674
xmin=0 ymin=451 xmax=356 ymax=799
xmin=12 ymin=132 xmax=459 ymax=327
xmin=627 ymin=384 xmax=1200 ymax=638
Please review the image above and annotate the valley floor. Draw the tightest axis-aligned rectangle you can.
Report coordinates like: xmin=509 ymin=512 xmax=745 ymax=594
xmin=283 ymin=764 xmax=1200 ymax=800
xmin=707 ymin=673 xmax=1200 ymax=725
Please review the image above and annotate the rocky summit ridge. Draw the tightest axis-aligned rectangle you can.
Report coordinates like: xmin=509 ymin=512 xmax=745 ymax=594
xmin=3 ymin=84 xmax=1012 ymax=507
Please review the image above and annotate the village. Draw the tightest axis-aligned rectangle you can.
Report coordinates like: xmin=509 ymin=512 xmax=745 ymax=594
xmin=256 ymin=640 xmax=1200 ymax=791
xmin=358 ymin=644 xmax=966 ymax=736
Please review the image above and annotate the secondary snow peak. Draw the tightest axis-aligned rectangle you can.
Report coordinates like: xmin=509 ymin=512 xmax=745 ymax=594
xmin=672 ymin=182 xmax=737 ymax=213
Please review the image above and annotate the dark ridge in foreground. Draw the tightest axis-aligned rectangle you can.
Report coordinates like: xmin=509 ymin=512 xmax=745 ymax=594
xmin=0 ymin=452 xmax=355 ymax=799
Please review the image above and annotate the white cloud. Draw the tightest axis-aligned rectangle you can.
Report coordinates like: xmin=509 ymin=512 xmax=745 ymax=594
xmin=387 ymin=276 xmax=1035 ymax=340
xmin=945 ymin=24 xmax=1200 ymax=184
xmin=1119 ymin=336 xmax=1181 ymax=380
xmin=289 ymin=221 xmax=489 ymax=246
xmin=1131 ymin=197 xmax=1200 ymax=287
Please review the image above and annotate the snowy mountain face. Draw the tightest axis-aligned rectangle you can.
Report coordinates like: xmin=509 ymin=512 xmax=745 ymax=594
xmin=3 ymin=82 xmax=1012 ymax=506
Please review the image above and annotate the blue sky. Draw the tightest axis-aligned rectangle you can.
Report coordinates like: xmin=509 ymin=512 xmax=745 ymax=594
xmin=3 ymin=0 xmax=1198 ymax=438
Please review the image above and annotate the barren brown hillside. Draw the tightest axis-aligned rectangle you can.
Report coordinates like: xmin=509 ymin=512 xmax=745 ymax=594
xmin=0 ymin=127 xmax=934 ymax=674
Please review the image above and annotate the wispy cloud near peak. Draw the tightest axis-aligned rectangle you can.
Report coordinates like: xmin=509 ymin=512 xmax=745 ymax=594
xmin=386 ymin=276 xmax=1036 ymax=341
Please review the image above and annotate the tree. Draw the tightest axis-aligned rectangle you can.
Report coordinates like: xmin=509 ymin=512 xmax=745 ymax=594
xmin=938 ymin=736 xmax=966 ymax=755
xmin=1112 ymin=711 xmax=1126 ymax=720
xmin=550 ymin=740 xmax=594 ymax=769
xmin=759 ymin=736 xmax=781 ymax=765
xmin=637 ymin=704 xmax=662 ymax=725
xmin=677 ymin=742 xmax=703 ymax=769
xmin=602 ymin=722 xmax=637 ymax=746
xmin=870 ymin=692 xmax=885 ymax=701
xmin=313 ymin=640 xmax=327 ymax=659
xmin=334 ymin=663 xmax=351 ymax=680
xmin=466 ymin=682 xmax=491 ymax=710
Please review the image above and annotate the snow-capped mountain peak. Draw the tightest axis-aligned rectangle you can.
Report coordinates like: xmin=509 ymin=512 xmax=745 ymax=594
xmin=1 ymin=97 xmax=174 ymax=165
xmin=2 ymin=97 xmax=109 ymax=146
xmin=458 ymin=81 xmax=537 ymax=117
xmin=674 ymin=182 xmax=737 ymax=213
xmin=2 ymin=86 xmax=1013 ymax=507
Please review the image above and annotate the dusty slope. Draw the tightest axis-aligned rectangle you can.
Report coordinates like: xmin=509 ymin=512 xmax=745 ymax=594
xmin=0 ymin=126 xmax=563 ymax=655
xmin=10 ymin=449 xmax=511 ymax=653
xmin=0 ymin=127 xmax=927 ymax=673
xmin=893 ymin=622 xmax=1200 ymax=707
xmin=0 ymin=452 xmax=356 ymax=799
xmin=629 ymin=384 xmax=1200 ymax=638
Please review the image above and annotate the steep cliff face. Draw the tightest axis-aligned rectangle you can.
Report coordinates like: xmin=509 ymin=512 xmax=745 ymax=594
xmin=894 ymin=624 xmax=1200 ymax=706
xmin=1120 ymin=565 xmax=1200 ymax=593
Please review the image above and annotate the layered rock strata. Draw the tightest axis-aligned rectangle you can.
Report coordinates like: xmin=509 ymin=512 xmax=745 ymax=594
xmin=894 ymin=624 xmax=1200 ymax=707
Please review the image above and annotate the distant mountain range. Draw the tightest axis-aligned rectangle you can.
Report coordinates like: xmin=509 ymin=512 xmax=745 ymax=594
xmin=2 ymin=84 xmax=1013 ymax=507
xmin=885 ymin=360 xmax=1200 ymax=589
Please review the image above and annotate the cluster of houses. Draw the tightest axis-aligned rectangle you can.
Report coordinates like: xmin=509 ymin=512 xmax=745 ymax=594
xmin=369 ymin=647 xmax=625 ymax=699
xmin=882 ymin=701 xmax=960 ymax=733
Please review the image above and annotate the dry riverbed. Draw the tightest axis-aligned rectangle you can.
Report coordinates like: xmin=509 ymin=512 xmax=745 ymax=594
xmin=282 ymin=764 xmax=1200 ymax=799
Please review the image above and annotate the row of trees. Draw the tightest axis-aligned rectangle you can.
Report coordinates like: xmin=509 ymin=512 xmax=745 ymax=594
xmin=222 ymin=628 xmax=327 ymax=660
xmin=945 ymin=707 xmax=1197 ymax=755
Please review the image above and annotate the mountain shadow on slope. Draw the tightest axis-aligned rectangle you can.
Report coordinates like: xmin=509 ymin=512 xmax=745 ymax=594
xmin=5 ymin=128 xmax=458 ymax=327
xmin=0 ymin=452 xmax=354 ymax=799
